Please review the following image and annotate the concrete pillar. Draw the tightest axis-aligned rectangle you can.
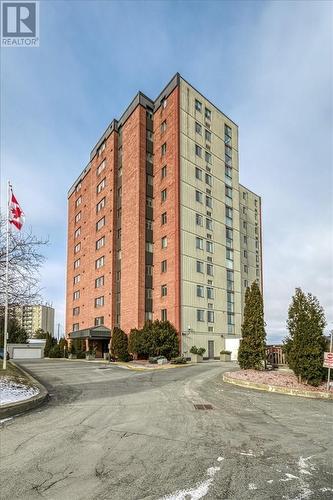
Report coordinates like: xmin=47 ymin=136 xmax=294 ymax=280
xmin=85 ymin=338 xmax=89 ymax=351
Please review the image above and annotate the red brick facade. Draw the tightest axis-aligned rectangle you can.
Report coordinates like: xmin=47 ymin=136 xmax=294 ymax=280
xmin=152 ymin=87 xmax=181 ymax=332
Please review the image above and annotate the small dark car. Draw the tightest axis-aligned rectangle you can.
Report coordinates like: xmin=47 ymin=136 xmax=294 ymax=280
xmin=0 ymin=348 xmax=10 ymax=360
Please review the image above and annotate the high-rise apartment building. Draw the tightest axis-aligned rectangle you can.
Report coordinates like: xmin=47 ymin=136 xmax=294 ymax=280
xmin=66 ymin=74 xmax=263 ymax=359
xmin=15 ymin=304 xmax=55 ymax=338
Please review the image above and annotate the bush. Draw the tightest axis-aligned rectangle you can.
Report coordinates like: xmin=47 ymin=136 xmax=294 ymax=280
xmin=190 ymin=346 xmax=206 ymax=356
xmin=77 ymin=351 xmax=86 ymax=359
xmin=129 ymin=321 xmax=179 ymax=360
xmin=111 ymin=327 xmax=130 ymax=361
xmin=44 ymin=332 xmax=57 ymax=357
xmin=170 ymin=356 xmax=187 ymax=364
xmin=48 ymin=345 xmax=62 ymax=358
xmin=220 ymin=350 xmax=231 ymax=355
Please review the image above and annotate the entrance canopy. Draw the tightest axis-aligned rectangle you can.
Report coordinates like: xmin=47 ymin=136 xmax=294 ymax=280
xmin=69 ymin=325 xmax=111 ymax=340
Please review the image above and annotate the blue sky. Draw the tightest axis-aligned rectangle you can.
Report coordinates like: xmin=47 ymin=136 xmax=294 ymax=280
xmin=1 ymin=0 xmax=332 ymax=342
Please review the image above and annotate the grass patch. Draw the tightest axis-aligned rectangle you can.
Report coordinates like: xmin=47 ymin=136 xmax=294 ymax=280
xmin=0 ymin=362 xmax=33 ymax=387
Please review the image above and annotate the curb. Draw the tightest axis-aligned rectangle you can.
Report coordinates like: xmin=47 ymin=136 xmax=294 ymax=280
xmin=223 ymin=373 xmax=333 ymax=400
xmin=0 ymin=362 xmax=49 ymax=419
xmin=114 ymin=361 xmax=194 ymax=371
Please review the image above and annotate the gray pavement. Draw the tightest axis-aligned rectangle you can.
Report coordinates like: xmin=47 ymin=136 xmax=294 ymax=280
xmin=0 ymin=359 xmax=332 ymax=500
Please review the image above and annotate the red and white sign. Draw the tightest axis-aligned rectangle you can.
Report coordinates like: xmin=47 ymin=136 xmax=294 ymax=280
xmin=323 ymin=352 xmax=333 ymax=369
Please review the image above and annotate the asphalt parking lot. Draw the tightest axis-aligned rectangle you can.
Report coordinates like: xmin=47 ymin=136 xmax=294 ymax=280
xmin=0 ymin=359 xmax=332 ymax=499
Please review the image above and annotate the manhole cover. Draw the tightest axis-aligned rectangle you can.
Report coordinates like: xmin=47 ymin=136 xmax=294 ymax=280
xmin=193 ymin=404 xmax=213 ymax=410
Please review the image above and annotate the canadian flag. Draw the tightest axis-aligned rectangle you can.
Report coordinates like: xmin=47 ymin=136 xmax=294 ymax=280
xmin=9 ymin=189 xmax=25 ymax=230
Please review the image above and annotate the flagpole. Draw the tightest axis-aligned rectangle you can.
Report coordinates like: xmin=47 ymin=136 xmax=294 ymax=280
xmin=3 ymin=181 xmax=10 ymax=370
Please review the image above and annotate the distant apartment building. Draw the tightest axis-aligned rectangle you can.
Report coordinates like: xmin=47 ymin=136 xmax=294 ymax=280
xmin=66 ymin=74 xmax=263 ymax=359
xmin=15 ymin=304 xmax=55 ymax=338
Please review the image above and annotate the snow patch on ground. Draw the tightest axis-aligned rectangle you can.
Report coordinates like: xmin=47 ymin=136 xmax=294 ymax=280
xmin=0 ymin=377 xmax=39 ymax=405
xmin=160 ymin=463 xmax=221 ymax=499
xmin=248 ymin=483 xmax=257 ymax=490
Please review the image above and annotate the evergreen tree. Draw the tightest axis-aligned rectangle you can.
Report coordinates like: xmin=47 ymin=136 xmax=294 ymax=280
xmin=111 ymin=327 xmax=130 ymax=361
xmin=0 ymin=317 xmax=28 ymax=346
xmin=44 ymin=332 xmax=57 ymax=357
xmin=238 ymin=281 xmax=266 ymax=369
xmin=128 ymin=321 xmax=179 ymax=360
xmin=283 ymin=288 xmax=327 ymax=386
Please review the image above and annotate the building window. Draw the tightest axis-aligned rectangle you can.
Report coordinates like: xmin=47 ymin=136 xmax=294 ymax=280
xmin=205 ymin=151 xmax=212 ymax=164
xmin=207 ymin=310 xmax=214 ymax=323
xmin=73 ymin=290 xmax=80 ymax=300
xmin=161 ymin=212 xmax=167 ymax=225
xmin=207 ymin=263 xmax=214 ymax=276
xmin=161 ymin=284 xmax=167 ymax=297
xmin=244 ymin=279 xmax=248 ymax=288
xmin=161 ymin=260 xmax=167 ymax=273
xmin=147 ymin=152 xmax=153 ymax=164
xmin=146 ymin=220 xmax=153 ymax=230
xmin=161 ymin=309 xmax=167 ymax=321
xmin=95 ymin=256 xmax=105 ymax=269
xmin=97 ymin=160 xmax=106 ymax=176
xmin=244 ymin=264 xmax=248 ymax=273
xmin=225 ymin=186 xmax=233 ymax=200
xmin=97 ymin=142 xmax=105 ymax=156
xmin=97 ymin=178 xmax=106 ymax=194
xmin=195 ymin=144 xmax=202 ymax=157
xmin=196 ymin=260 xmax=204 ymax=273
xmin=205 ymin=107 xmax=211 ymax=120
xmin=195 ymin=167 xmax=203 ymax=180
xmin=73 ymin=323 xmax=79 ymax=331
xmin=206 ymin=218 xmax=212 ymax=231
xmin=75 ymin=182 xmax=81 ymax=193
xmin=161 ymin=165 xmax=167 ymax=178
xmin=96 ymin=197 xmax=106 ymax=213
xmin=195 ymin=190 xmax=203 ymax=203
xmin=197 ymin=309 xmax=204 ymax=322
xmin=95 ymin=276 xmax=104 ymax=288
xmin=226 ymin=227 xmax=233 ymax=245
xmin=161 ymin=236 xmax=168 ymax=248
xmin=75 ymin=196 xmax=82 ymax=208
xmin=75 ymin=212 xmax=81 ymax=224
xmin=96 ymin=236 xmax=105 ymax=250
xmin=195 ymin=99 xmax=202 ymax=112
xmin=242 ymin=191 xmax=247 ymax=201
xmin=161 ymin=120 xmax=167 ymax=133
xmin=161 ymin=97 xmax=167 ymax=109
xmin=146 ymin=242 xmax=153 ymax=253
xmin=146 ymin=265 xmax=153 ymax=276
xmin=196 ymin=213 xmax=203 ymax=226
xmin=117 ymin=250 xmax=121 ymax=260
xmin=207 ymin=287 xmax=214 ymax=299
xmin=74 ymin=259 xmax=80 ymax=269
xmin=161 ymin=143 xmax=167 ymax=156
xmin=206 ymin=196 xmax=212 ymax=209
xmin=94 ymin=316 xmax=104 ymax=326
xmin=96 ymin=216 xmax=105 ymax=231
xmin=205 ymin=173 xmax=212 ymax=186
xmin=95 ymin=296 xmax=104 ymax=308
xmin=161 ymin=189 xmax=167 ymax=202
xmin=74 ymin=243 xmax=81 ymax=254
xmin=243 ymin=221 xmax=247 ymax=230
xmin=196 ymin=237 xmax=204 ymax=250
xmin=205 ymin=130 xmax=211 ymax=142
xmin=197 ymin=285 xmax=204 ymax=298
xmin=146 ymin=289 xmax=153 ymax=299
xmin=146 ymin=197 xmax=153 ymax=208
xmin=73 ymin=275 xmax=80 ymax=284
xmin=147 ymin=174 xmax=153 ymax=186
xmin=117 ymin=228 xmax=121 ymax=239
xmin=73 ymin=307 xmax=80 ymax=316
xmin=206 ymin=241 xmax=213 ymax=253
xmin=74 ymin=227 xmax=81 ymax=239
xmin=244 ymin=250 xmax=248 ymax=258
xmin=227 ymin=270 xmax=234 ymax=291
xmin=195 ymin=122 xmax=202 ymax=134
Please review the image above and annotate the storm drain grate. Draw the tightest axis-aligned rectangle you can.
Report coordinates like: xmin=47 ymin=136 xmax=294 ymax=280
xmin=193 ymin=404 xmax=214 ymax=410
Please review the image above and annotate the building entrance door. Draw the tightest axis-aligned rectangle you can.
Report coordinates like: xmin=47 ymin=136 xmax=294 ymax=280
xmin=208 ymin=340 xmax=214 ymax=359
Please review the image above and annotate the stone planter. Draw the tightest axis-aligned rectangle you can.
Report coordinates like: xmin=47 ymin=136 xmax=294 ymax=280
xmin=68 ymin=354 xmax=77 ymax=360
xmin=191 ymin=354 xmax=203 ymax=363
xmin=220 ymin=353 xmax=231 ymax=362
xmin=85 ymin=354 xmax=96 ymax=361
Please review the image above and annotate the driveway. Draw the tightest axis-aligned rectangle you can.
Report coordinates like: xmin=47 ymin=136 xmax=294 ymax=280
xmin=0 ymin=359 xmax=332 ymax=499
